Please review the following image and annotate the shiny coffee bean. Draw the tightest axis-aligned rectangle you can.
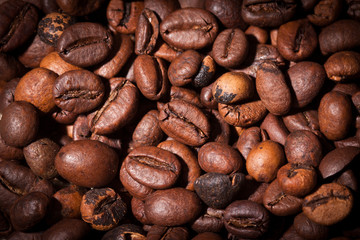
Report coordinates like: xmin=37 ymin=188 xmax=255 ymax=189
xmin=324 ymin=51 xmax=360 ymax=81
xmin=135 ymin=8 xmax=160 ymax=55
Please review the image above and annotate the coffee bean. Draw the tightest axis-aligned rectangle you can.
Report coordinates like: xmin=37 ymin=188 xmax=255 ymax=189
xmin=102 ymin=224 xmax=146 ymax=240
xmin=293 ymin=213 xmax=329 ymax=240
xmin=236 ymin=126 xmax=268 ymax=159
xmin=144 ymin=0 xmax=180 ymax=21
xmin=42 ymin=218 xmax=90 ymax=240
xmin=135 ymin=8 xmax=160 ymax=55
xmin=307 ymin=0 xmax=342 ymax=27
xmin=191 ymin=207 xmax=224 ymax=233
xmin=260 ymin=113 xmax=289 ymax=145
xmin=56 ymin=0 xmax=105 ymax=16
xmin=206 ymin=0 xmax=246 ymax=29
xmin=324 ymin=51 xmax=360 ymax=81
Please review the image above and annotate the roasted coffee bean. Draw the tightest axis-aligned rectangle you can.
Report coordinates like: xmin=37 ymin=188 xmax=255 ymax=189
xmin=52 ymin=184 xmax=85 ymax=219
xmin=23 ymin=138 xmax=60 ymax=179
xmin=245 ymin=25 xmax=268 ymax=44
xmin=0 ymin=134 xmax=23 ymax=161
xmin=212 ymin=28 xmax=249 ymax=68
xmin=169 ymin=86 xmax=203 ymax=108
xmin=55 ymin=139 xmax=119 ymax=188
xmin=157 ymin=140 xmax=201 ymax=191
xmin=52 ymin=109 xmax=78 ymax=125
xmin=131 ymin=197 xmax=151 ymax=225
xmin=285 ymin=130 xmax=323 ymax=167
xmin=0 ymin=210 xmax=11 ymax=237
xmin=168 ymin=50 xmax=202 ymax=87
xmin=324 ymin=51 xmax=360 ymax=81
xmin=42 ymin=218 xmax=90 ymax=240
xmin=207 ymin=109 xmax=231 ymax=144
xmin=282 ymin=109 xmax=320 ymax=134
xmin=102 ymin=224 xmax=146 ymax=240
xmin=318 ymin=91 xmax=353 ymax=141
xmin=88 ymin=78 xmax=139 ymax=135
xmin=256 ymin=61 xmax=291 ymax=115
xmin=146 ymin=225 xmax=189 ymax=240
xmin=347 ymin=0 xmax=360 ymax=20
xmin=224 ymin=200 xmax=270 ymax=239
xmin=153 ymin=41 xmax=182 ymax=62
xmin=56 ymin=0 xmax=105 ymax=16
xmin=191 ymin=207 xmax=224 ymax=233
xmin=0 ymin=183 xmax=19 ymax=216
xmin=307 ymin=0 xmax=342 ymax=27
xmin=0 ymin=101 xmax=39 ymax=147
xmin=0 ymin=0 xmax=39 ymax=52
xmin=302 ymin=183 xmax=353 ymax=226
xmin=218 ymin=100 xmax=268 ymax=127
xmin=198 ymin=141 xmax=243 ymax=174
xmin=318 ymin=146 xmax=360 ymax=179
xmin=144 ymin=188 xmax=202 ymax=226
xmin=135 ymin=8 xmax=159 ymax=55
xmin=56 ymin=22 xmax=114 ymax=67
xmin=53 ymin=69 xmax=105 ymax=114
xmin=0 ymin=54 xmax=25 ymax=82
xmin=288 ymin=61 xmax=326 ymax=108
xmin=144 ymin=0 xmax=180 ymax=21
xmin=40 ymin=51 xmax=81 ymax=76
xmin=212 ymin=72 xmax=254 ymax=105
xmin=80 ymin=188 xmax=127 ymax=231
xmin=236 ymin=126 xmax=268 ymax=160
xmin=15 ymin=67 xmax=58 ymax=114
xmin=260 ymin=113 xmax=289 ymax=145
xmin=134 ymin=54 xmax=169 ymax=101
xmin=277 ymin=163 xmax=317 ymax=197
xmin=194 ymin=172 xmax=244 ymax=209
xmin=277 ymin=19 xmax=317 ymax=62
xmin=335 ymin=169 xmax=358 ymax=192
xmin=0 ymin=78 xmax=19 ymax=114
xmin=319 ymin=19 xmax=360 ymax=55
xmin=200 ymin=83 xmax=217 ymax=109
xmin=193 ymin=55 xmax=216 ymax=88
xmin=263 ymin=179 xmax=303 ymax=216
xmin=241 ymin=0 xmax=297 ymax=28
xmin=123 ymin=146 xmax=181 ymax=190
xmin=158 ymin=100 xmax=211 ymax=146
xmin=10 ymin=192 xmax=50 ymax=231
xmin=37 ymin=12 xmax=76 ymax=46
xmin=107 ymin=0 xmax=144 ymax=34
xmin=293 ymin=213 xmax=329 ymax=240
xmin=160 ymin=8 xmax=219 ymax=50
xmin=246 ymin=140 xmax=285 ymax=182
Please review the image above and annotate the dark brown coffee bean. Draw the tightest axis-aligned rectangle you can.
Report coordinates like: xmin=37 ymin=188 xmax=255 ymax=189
xmin=302 ymin=183 xmax=353 ymax=226
xmin=0 ymin=133 xmax=23 ymax=161
xmin=169 ymin=86 xmax=203 ymax=108
xmin=0 ymin=182 xmax=19 ymax=216
xmin=42 ymin=218 xmax=90 ymax=240
xmin=191 ymin=207 xmax=224 ymax=233
xmin=260 ymin=113 xmax=289 ymax=145
xmin=198 ymin=141 xmax=243 ymax=174
xmin=0 ymin=101 xmax=39 ymax=147
xmin=53 ymin=69 xmax=105 ymax=114
xmin=144 ymin=188 xmax=202 ymax=226
xmin=277 ymin=19 xmax=317 ymax=62
xmin=246 ymin=140 xmax=285 ymax=183
xmin=212 ymin=28 xmax=249 ymax=68
xmin=245 ymin=25 xmax=268 ymax=44
xmin=324 ymin=51 xmax=360 ymax=81
xmin=135 ymin=8 xmax=159 ymax=55
xmin=335 ymin=169 xmax=358 ymax=192
xmin=281 ymin=225 xmax=307 ymax=240
xmin=157 ymin=140 xmax=201 ymax=191
xmin=23 ymin=138 xmax=60 ymax=179
xmin=319 ymin=146 xmax=360 ymax=179
xmin=256 ymin=61 xmax=291 ymax=115
xmin=200 ymin=83 xmax=217 ymax=109
xmin=0 ymin=78 xmax=19 ymax=114
xmin=52 ymin=109 xmax=78 ymax=125
xmin=131 ymin=197 xmax=151 ymax=225
xmin=56 ymin=22 xmax=114 ymax=67
xmin=282 ymin=109 xmax=320 ymax=135
xmin=0 ymin=0 xmax=39 ymax=52
xmin=0 ymin=210 xmax=11 ymax=237
xmin=333 ymin=82 xmax=360 ymax=96
xmin=241 ymin=0 xmax=297 ymax=28
xmin=208 ymin=109 xmax=232 ymax=144
xmin=10 ymin=192 xmax=50 ymax=231
xmin=212 ymin=72 xmax=254 ymax=104
xmin=55 ymin=139 xmax=119 ymax=188
xmin=146 ymin=225 xmax=189 ymax=240
xmin=285 ymin=130 xmax=323 ymax=167
xmin=124 ymin=146 xmax=181 ymax=189
xmin=218 ymin=100 xmax=268 ymax=127
xmin=134 ymin=54 xmax=169 ymax=101
xmin=347 ymin=0 xmax=360 ymax=20
xmin=318 ymin=91 xmax=353 ymax=141
xmin=224 ymin=200 xmax=270 ymax=239
xmin=160 ymin=8 xmax=219 ymax=50
xmin=294 ymin=213 xmax=329 ymax=240
xmin=236 ymin=126 xmax=268 ymax=160
xmin=144 ymin=0 xmax=180 ymax=21
xmin=0 ymin=54 xmax=25 ymax=82
xmin=80 ymin=188 xmax=127 ymax=231
xmin=15 ymin=68 xmax=58 ymax=114
xmin=107 ymin=0 xmax=144 ymax=34
xmin=288 ymin=61 xmax=326 ymax=109
xmin=37 ymin=12 xmax=75 ymax=46
xmin=277 ymin=163 xmax=317 ymax=197
xmin=193 ymin=55 xmax=216 ymax=88
xmin=88 ymin=78 xmax=139 ymax=135
xmin=159 ymin=100 xmax=211 ymax=146
xmin=56 ymin=0 xmax=105 ymax=16
xmin=263 ymin=179 xmax=303 ymax=216
xmin=194 ymin=172 xmax=244 ymax=209
xmin=102 ymin=224 xmax=146 ymax=240
xmin=307 ymin=0 xmax=342 ymax=27
xmin=168 ymin=50 xmax=202 ymax=87
xmin=319 ymin=19 xmax=360 ymax=55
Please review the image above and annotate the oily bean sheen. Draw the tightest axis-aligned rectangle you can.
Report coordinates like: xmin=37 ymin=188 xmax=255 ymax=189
xmin=56 ymin=22 xmax=114 ymax=67
xmin=160 ymin=8 xmax=219 ymax=50
xmin=158 ymin=100 xmax=211 ymax=146
xmin=144 ymin=188 xmax=202 ymax=226
xmin=53 ymin=70 xmax=105 ymax=114
xmin=124 ymin=146 xmax=181 ymax=189
xmin=55 ymin=139 xmax=119 ymax=188
xmin=256 ymin=61 xmax=291 ymax=115
xmin=0 ymin=0 xmax=39 ymax=53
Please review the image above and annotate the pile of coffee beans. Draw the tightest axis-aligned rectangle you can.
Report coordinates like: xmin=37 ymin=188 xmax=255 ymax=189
xmin=0 ymin=0 xmax=360 ymax=239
